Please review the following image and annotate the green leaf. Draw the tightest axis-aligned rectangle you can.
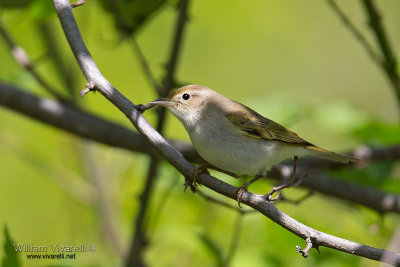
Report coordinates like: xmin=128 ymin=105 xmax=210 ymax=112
xmin=1 ymin=225 xmax=21 ymax=267
xmin=97 ymin=0 xmax=169 ymax=34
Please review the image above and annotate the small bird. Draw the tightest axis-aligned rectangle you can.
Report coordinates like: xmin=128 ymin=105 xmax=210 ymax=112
xmin=148 ymin=85 xmax=357 ymax=202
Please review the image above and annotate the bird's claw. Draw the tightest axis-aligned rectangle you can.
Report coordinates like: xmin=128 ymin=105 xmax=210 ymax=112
xmin=263 ymin=190 xmax=282 ymax=202
xmin=184 ymin=177 xmax=197 ymax=193
xmin=235 ymin=184 xmax=249 ymax=208
xmin=184 ymin=164 xmax=210 ymax=192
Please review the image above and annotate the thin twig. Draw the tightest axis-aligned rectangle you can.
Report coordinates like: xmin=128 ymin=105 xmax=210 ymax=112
xmin=71 ymin=0 xmax=85 ymax=8
xmin=326 ymin=0 xmax=381 ymax=66
xmin=328 ymin=0 xmax=400 ymax=109
xmin=0 ymin=135 xmax=95 ymax=205
xmin=277 ymin=190 xmax=315 ymax=205
xmin=161 ymin=0 xmax=190 ymax=95
xmin=296 ymin=237 xmax=315 ymax=258
xmin=39 ymin=21 xmax=78 ymax=98
xmin=148 ymin=171 xmax=180 ymax=238
xmin=131 ymin=37 xmax=162 ymax=94
xmin=264 ymin=156 xmax=307 ymax=201
xmin=81 ymin=143 xmax=124 ymax=258
xmin=0 ymin=22 xmax=67 ymax=101
xmin=361 ymin=0 xmax=400 ymax=108
xmin=197 ymin=190 xmax=255 ymax=214
xmin=223 ymin=214 xmax=244 ymax=267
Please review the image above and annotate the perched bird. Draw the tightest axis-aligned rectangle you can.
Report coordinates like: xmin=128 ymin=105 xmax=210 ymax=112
xmin=148 ymin=85 xmax=357 ymax=202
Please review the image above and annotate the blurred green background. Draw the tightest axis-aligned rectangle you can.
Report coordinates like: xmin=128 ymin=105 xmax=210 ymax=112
xmin=0 ymin=0 xmax=400 ymax=266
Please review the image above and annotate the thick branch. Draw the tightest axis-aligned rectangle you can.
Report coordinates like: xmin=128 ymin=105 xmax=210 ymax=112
xmin=0 ymin=82 xmax=196 ymax=160
xmin=52 ymin=0 xmax=400 ymax=264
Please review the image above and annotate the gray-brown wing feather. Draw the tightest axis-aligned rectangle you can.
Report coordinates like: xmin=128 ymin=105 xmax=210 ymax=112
xmin=226 ymin=105 xmax=314 ymax=146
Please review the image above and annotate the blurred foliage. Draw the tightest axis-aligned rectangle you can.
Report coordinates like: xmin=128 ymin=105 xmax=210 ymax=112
xmin=197 ymin=231 xmax=224 ymax=266
xmin=331 ymin=120 xmax=400 ymax=190
xmin=0 ymin=0 xmax=400 ymax=266
xmin=0 ymin=0 xmax=29 ymax=8
xmin=331 ymin=161 xmax=396 ymax=189
xmin=354 ymin=121 xmax=400 ymax=145
xmin=0 ymin=0 xmax=54 ymax=21
xmin=97 ymin=0 xmax=169 ymax=35
xmin=1 ymin=226 xmax=21 ymax=267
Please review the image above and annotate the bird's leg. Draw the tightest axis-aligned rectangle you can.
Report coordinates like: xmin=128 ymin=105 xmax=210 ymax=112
xmin=264 ymin=155 xmax=307 ymax=201
xmin=193 ymin=163 xmax=211 ymax=184
xmin=235 ymin=173 xmax=265 ymax=207
xmin=184 ymin=163 xmax=211 ymax=192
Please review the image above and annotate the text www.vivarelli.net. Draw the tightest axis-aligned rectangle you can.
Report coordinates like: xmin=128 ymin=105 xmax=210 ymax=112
xmin=26 ymin=253 xmax=76 ymax=259
xmin=14 ymin=243 xmax=96 ymax=260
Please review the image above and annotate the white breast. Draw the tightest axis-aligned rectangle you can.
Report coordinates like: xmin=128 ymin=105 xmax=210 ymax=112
xmin=186 ymin=115 xmax=304 ymax=176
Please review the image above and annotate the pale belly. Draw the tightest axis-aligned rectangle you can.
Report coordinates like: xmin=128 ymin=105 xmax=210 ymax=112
xmin=188 ymin=126 xmax=307 ymax=176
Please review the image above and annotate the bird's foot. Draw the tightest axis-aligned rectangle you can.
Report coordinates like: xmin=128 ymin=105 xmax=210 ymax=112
xmin=235 ymin=175 xmax=264 ymax=207
xmin=263 ymin=155 xmax=307 ymax=201
xmin=235 ymin=183 xmax=249 ymax=208
xmin=184 ymin=164 xmax=210 ymax=192
xmin=184 ymin=176 xmax=197 ymax=193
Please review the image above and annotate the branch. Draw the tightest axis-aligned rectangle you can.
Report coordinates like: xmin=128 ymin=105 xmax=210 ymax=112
xmin=361 ymin=0 xmax=400 ymax=106
xmin=131 ymin=37 xmax=162 ymax=94
xmin=127 ymin=0 xmax=191 ymax=264
xmin=197 ymin=190 xmax=254 ymax=214
xmin=0 ymin=21 xmax=68 ymax=101
xmin=0 ymin=82 xmax=197 ymax=161
xmin=1 ymin=82 xmax=400 ymax=214
xmin=162 ymin=0 xmax=190 ymax=95
xmin=0 ymin=134 xmax=96 ymax=205
xmin=382 ymin=224 xmax=400 ymax=266
xmin=223 ymin=214 xmax=244 ymax=266
xmin=52 ymin=0 xmax=400 ymax=264
xmin=269 ymin=164 xmax=400 ymax=214
xmin=329 ymin=0 xmax=400 ymax=108
xmin=326 ymin=0 xmax=381 ymax=66
xmin=38 ymin=21 xmax=78 ymax=97
xmin=128 ymin=1 xmax=191 ymax=265
xmin=81 ymin=143 xmax=124 ymax=258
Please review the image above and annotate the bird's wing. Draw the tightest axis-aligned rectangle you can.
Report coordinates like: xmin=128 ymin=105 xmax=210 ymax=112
xmin=226 ymin=106 xmax=313 ymax=146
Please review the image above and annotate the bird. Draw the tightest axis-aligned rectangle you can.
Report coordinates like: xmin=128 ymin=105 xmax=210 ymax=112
xmin=147 ymin=85 xmax=357 ymax=203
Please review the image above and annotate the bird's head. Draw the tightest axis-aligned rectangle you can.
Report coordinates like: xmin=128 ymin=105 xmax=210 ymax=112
xmin=148 ymin=85 xmax=216 ymax=127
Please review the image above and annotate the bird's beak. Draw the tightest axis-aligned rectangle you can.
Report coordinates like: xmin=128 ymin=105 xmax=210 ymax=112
xmin=147 ymin=98 xmax=173 ymax=107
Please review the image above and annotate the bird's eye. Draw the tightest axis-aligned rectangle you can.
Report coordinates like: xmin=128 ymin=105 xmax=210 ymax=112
xmin=182 ymin=93 xmax=190 ymax=100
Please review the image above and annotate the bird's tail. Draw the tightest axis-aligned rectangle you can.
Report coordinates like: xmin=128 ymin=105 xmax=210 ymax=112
xmin=306 ymin=146 xmax=359 ymax=163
